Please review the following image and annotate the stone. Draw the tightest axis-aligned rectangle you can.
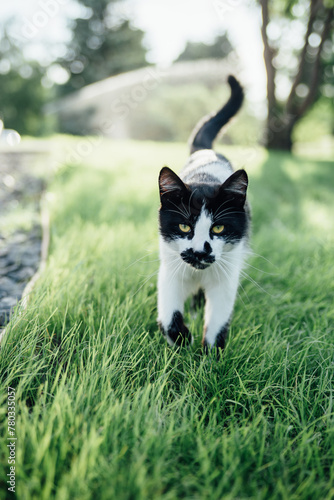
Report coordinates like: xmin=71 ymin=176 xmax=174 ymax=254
xmin=0 ymin=296 xmax=18 ymax=308
xmin=0 ymin=247 xmax=9 ymax=258
xmin=0 ymin=151 xmax=46 ymax=329
xmin=0 ymin=263 xmax=20 ymax=277
xmin=0 ymin=296 xmax=18 ymax=326
xmin=0 ymin=311 xmax=10 ymax=327
xmin=8 ymin=267 xmax=35 ymax=282
xmin=0 ymin=274 xmax=27 ymax=300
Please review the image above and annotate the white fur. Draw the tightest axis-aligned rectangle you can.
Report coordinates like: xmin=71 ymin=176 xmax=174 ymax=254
xmin=181 ymin=150 xmax=233 ymax=184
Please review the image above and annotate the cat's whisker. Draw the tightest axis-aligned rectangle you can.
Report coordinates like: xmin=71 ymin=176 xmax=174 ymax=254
xmin=215 ymin=260 xmax=235 ymax=286
xmin=166 ymin=204 xmax=192 ymax=219
xmin=181 ymin=260 xmax=188 ymax=294
xmin=213 ymin=261 xmax=220 ymax=283
xmin=131 ymin=270 xmax=158 ymax=297
xmin=167 ymin=199 xmax=190 ymax=220
xmin=216 ymin=260 xmax=248 ymax=305
xmin=219 ymin=259 xmax=250 ymax=302
xmin=187 ymin=188 xmax=197 ymax=218
xmin=214 ymin=261 xmax=238 ymax=298
xmin=213 ymin=198 xmax=230 ymax=218
xmin=166 ymin=209 xmax=188 ymax=217
xmin=222 ymin=252 xmax=277 ymax=278
xmin=168 ymin=259 xmax=183 ymax=285
xmin=239 ymin=270 xmax=272 ymax=296
xmin=214 ymin=209 xmax=244 ymax=220
xmin=217 ymin=256 xmax=248 ymax=285
xmin=218 ymin=254 xmax=248 ymax=272
xmin=247 ymin=250 xmax=277 ymax=269
xmin=165 ymin=254 xmax=183 ymax=267
xmin=235 ymin=281 xmax=249 ymax=305
xmin=244 ymin=261 xmax=277 ymax=276
xmin=220 ymin=255 xmax=271 ymax=296
xmin=125 ymin=252 xmax=159 ymax=270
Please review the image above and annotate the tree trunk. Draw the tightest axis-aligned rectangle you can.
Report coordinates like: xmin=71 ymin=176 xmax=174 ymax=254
xmin=265 ymin=111 xmax=297 ymax=151
xmin=259 ymin=0 xmax=333 ymax=152
xmin=266 ymin=125 xmax=293 ymax=151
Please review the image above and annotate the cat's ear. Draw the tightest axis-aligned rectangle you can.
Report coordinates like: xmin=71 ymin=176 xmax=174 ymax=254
xmin=159 ymin=167 xmax=188 ymax=202
xmin=220 ymin=169 xmax=248 ymax=205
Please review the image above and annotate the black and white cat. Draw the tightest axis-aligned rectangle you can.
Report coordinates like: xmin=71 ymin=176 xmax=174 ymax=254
xmin=157 ymin=75 xmax=251 ymax=353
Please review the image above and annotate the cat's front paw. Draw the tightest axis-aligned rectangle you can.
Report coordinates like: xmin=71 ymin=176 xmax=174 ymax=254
xmin=202 ymin=322 xmax=229 ymax=356
xmin=202 ymin=339 xmax=224 ymax=359
xmin=158 ymin=311 xmax=193 ymax=347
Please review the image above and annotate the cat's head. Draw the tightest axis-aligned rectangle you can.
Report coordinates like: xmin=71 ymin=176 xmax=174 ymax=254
xmin=158 ymin=167 xmax=249 ymax=270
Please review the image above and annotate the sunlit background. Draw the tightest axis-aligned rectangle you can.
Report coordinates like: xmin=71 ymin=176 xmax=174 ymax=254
xmin=0 ymin=0 xmax=332 ymax=147
xmin=0 ymin=0 xmax=265 ymax=86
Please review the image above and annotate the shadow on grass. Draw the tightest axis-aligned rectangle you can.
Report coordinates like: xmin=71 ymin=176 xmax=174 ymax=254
xmin=250 ymin=151 xmax=334 ymax=234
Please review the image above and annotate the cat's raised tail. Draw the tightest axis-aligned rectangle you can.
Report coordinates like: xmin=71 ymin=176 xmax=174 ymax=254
xmin=189 ymin=75 xmax=244 ymax=154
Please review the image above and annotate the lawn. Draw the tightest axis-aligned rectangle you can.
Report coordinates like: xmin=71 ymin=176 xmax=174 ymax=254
xmin=0 ymin=137 xmax=333 ymax=500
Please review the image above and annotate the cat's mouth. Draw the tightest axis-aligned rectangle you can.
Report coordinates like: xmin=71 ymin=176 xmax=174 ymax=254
xmin=180 ymin=250 xmax=215 ymax=270
xmin=191 ymin=262 xmax=211 ymax=270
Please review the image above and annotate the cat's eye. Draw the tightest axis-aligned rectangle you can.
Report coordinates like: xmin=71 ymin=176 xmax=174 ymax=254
xmin=179 ymin=224 xmax=191 ymax=233
xmin=212 ymin=225 xmax=225 ymax=234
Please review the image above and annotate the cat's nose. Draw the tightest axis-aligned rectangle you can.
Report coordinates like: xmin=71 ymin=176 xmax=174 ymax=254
xmin=193 ymin=250 xmax=208 ymax=260
xmin=194 ymin=242 xmax=212 ymax=260
xmin=204 ymin=241 xmax=212 ymax=254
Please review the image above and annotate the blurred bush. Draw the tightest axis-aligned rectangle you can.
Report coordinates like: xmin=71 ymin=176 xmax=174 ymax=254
xmin=128 ymin=83 xmax=262 ymax=146
xmin=293 ymin=97 xmax=334 ymax=143
xmin=0 ymin=26 xmax=56 ymax=136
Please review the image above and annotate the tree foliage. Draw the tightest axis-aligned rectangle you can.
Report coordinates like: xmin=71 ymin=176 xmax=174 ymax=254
xmin=260 ymin=0 xmax=333 ymax=150
xmin=175 ymin=34 xmax=234 ymax=62
xmin=0 ymin=27 xmax=53 ymax=136
xmin=58 ymin=0 xmax=148 ymax=94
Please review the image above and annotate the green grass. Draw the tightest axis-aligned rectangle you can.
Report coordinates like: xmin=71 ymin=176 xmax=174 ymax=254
xmin=1 ymin=137 xmax=334 ymax=500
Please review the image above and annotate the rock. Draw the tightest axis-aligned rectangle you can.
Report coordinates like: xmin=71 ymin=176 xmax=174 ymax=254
xmin=0 ymin=254 xmax=12 ymax=269
xmin=11 ymin=231 xmax=28 ymax=245
xmin=0 ymin=296 xmax=19 ymax=326
xmin=0 ymin=247 xmax=9 ymax=258
xmin=8 ymin=267 xmax=35 ymax=282
xmin=1 ymin=248 xmax=21 ymax=266
xmin=0 ymin=151 xmax=47 ymax=329
xmin=0 ymin=296 xmax=18 ymax=308
xmin=21 ymin=249 xmax=41 ymax=268
xmin=0 ymin=263 xmax=20 ymax=277
xmin=0 ymin=311 xmax=10 ymax=327
xmin=0 ymin=277 xmax=24 ymax=299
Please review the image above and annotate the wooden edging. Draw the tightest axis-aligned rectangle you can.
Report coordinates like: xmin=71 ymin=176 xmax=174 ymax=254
xmin=0 ymin=195 xmax=50 ymax=345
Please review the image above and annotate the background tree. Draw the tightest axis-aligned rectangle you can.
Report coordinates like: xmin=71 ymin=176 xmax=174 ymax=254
xmin=0 ymin=25 xmax=53 ymax=136
xmin=260 ymin=0 xmax=333 ymax=150
xmin=58 ymin=0 xmax=148 ymax=94
xmin=175 ymin=33 xmax=234 ymax=62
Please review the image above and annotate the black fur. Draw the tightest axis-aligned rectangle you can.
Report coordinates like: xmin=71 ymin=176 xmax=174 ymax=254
xmin=158 ymin=311 xmax=192 ymax=346
xmin=202 ymin=323 xmax=230 ymax=356
xmin=189 ymin=75 xmax=244 ymax=154
xmin=191 ymin=289 xmax=205 ymax=310
xmin=180 ymin=248 xmax=215 ymax=269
